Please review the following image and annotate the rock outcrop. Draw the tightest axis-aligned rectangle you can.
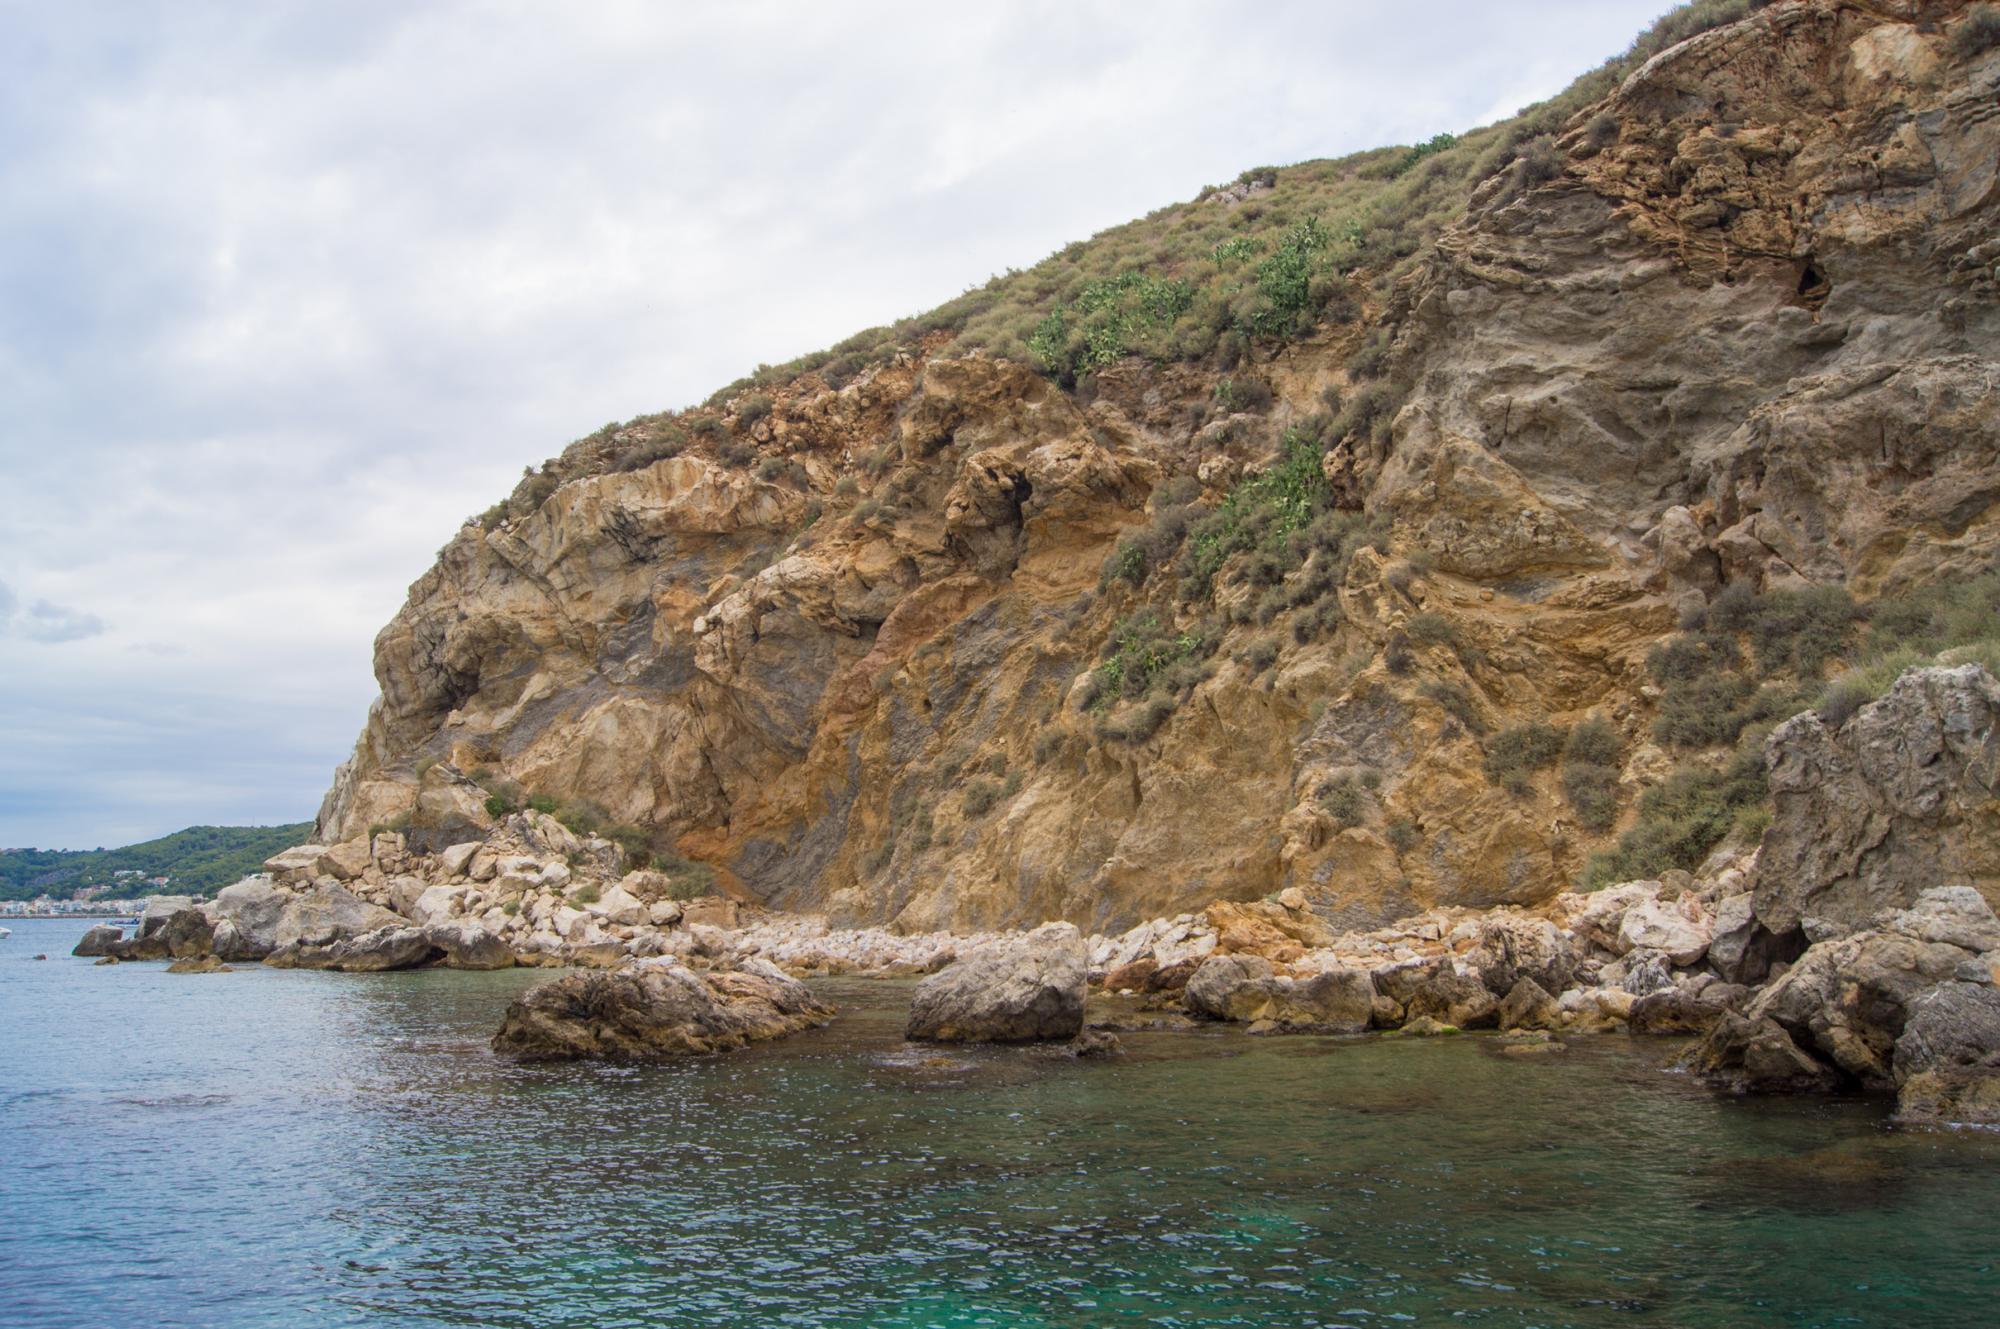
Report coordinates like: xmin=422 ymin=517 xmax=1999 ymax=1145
xmin=1755 ymin=666 xmax=2000 ymax=936
xmin=1687 ymin=887 xmax=2000 ymax=1121
xmin=905 ymin=922 xmax=1087 ymax=1043
xmin=301 ymin=2 xmax=2000 ymax=935
xmin=491 ymin=959 xmax=834 ymax=1060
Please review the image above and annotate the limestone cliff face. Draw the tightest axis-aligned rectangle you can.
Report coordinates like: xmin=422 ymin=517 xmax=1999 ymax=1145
xmin=320 ymin=0 xmax=2000 ymax=934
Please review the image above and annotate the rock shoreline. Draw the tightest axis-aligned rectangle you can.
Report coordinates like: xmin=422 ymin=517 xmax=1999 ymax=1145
xmin=75 ymin=667 xmax=2000 ymax=1121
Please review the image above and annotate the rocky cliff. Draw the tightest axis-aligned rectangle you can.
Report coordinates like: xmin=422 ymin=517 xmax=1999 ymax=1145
xmin=317 ymin=0 xmax=2000 ymax=934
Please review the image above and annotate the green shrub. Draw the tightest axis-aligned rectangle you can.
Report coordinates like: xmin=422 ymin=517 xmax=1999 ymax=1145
xmin=1386 ymin=817 xmax=1420 ymax=853
xmin=1563 ymin=718 xmax=1622 ymax=769
xmin=1404 ymin=612 xmax=1458 ymax=649
xmin=1745 ymin=586 xmax=1858 ymax=677
xmin=566 ymin=883 xmax=602 ymax=908
xmin=738 ymin=393 xmax=774 ymax=426
xmin=1420 ymin=680 xmax=1485 ymax=735
xmin=1317 ymin=776 xmax=1368 ymax=829
xmin=1177 ymin=428 xmax=1331 ymax=599
xmin=963 ymin=778 xmax=1004 ymax=818
xmin=1485 ymin=721 xmax=1566 ymax=795
xmin=1954 ymin=4 xmax=2000 ymax=57
xmin=1585 ymin=751 xmax=1766 ymax=888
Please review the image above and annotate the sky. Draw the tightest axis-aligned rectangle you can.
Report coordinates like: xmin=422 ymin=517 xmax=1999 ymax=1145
xmin=0 ymin=0 xmax=1675 ymax=850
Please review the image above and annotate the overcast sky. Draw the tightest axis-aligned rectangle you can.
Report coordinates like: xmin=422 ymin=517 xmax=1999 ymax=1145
xmin=0 ymin=0 xmax=1673 ymax=850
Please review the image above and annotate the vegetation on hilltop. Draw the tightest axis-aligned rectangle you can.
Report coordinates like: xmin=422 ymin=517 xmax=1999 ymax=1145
xmin=466 ymin=0 xmax=1777 ymax=531
xmin=0 ymin=824 xmax=315 ymax=902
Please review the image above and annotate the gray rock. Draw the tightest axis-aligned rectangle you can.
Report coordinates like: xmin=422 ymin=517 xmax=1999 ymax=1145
xmin=1403 ymin=965 xmax=1499 ymax=1030
xmin=1465 ymin=915 xmax=1575 ymax=996
xmin=1496 ymin=977 xmax=1559 ymax=1032
xmin=1755 ymin=666 xmax=2000 ymax=936
xmin=906 ymin=922 xmax=1086 ymax=1043
xmin=72 ymin=924 xmax=124 ymax=958
xmin=1184 ymin=957 xmax=1374 ymax=1032
xmin=1629 ymin=977 xmax=1749 ymax=1035
xmin=425 ymin=921 xmax=514 ymax=970
xmin=492 ymin=959 xmax=833 ymax=1060
xmin=265 ymin=925 xmax=439 ymax=972
xmin=1183 ymin=954 xmax=1277 ymax=1021
xmin=1892 ymin=980 xmax=2000 ymax=1123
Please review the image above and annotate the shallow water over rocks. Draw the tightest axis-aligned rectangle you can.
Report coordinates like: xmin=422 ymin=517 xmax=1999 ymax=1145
xmin=5 ymin=917 xmax=1998 ymax=1328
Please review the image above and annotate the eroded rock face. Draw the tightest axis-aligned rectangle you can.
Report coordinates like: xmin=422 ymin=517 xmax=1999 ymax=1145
xmin=906 ymin=923 xmax=1087 ymax=1043
xmin=1756 ymin=667 xmax=2000 ymax=936
xmin=491 ymin=959 xmax=833 ymax=1060
xmin=305 ymin=1 xmax=2000 ymax=939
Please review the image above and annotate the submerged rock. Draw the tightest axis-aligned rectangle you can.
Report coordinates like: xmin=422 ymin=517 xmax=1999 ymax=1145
xmin=906 ymin=922 xmax=1087 ymax=1043
xmin=492 ymin=959 xmax=833 ymax=1060
xmin=165 ymin=955 xmax=232 ymax=975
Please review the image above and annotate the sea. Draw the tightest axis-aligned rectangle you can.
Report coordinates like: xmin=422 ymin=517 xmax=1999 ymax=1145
xmin=3 ymin=915 xmax=1998 ymax=1328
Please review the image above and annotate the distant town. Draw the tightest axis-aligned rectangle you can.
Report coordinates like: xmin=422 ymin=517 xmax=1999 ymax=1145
xmin=1 ymin=895 xmax=150 ymax=919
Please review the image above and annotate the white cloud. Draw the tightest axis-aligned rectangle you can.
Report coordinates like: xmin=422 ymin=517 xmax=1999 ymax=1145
xmin=0 ymin=0 xmax=1671 ymax=847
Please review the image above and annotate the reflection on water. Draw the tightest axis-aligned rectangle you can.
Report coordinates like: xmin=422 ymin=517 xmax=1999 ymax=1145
xmin=4 ymin=920 xmax=1998 ymax=1328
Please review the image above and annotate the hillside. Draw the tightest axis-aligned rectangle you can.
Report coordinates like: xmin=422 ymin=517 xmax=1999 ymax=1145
xmin=0 ymin=824 xmax=315 ymax=901
xmin=314 ymin=0 xmax=2000 ymax=933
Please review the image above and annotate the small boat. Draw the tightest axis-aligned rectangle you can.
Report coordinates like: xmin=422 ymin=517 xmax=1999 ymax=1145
xmin=0 ymin=926 xmax=12 ymax=939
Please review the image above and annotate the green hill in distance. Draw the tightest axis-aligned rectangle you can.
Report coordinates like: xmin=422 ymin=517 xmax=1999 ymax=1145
xmin=0 ymin=823 xmax=313 ymax=901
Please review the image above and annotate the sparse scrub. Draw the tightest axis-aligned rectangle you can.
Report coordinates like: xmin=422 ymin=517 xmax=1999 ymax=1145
xmin=1317 ymin=776 xmax=1368 ymax=829
xmin=1484 ymin=721 xmax=1566 ymax=796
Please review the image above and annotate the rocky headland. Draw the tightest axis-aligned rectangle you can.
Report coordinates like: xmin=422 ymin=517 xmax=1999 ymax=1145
xmin=86 ymin=3 xmax=2000 ymax=1117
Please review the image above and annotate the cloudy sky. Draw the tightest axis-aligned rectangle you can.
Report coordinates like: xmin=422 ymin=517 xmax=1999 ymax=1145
xmin=0 ymin=0 xmax=1672 ymax=850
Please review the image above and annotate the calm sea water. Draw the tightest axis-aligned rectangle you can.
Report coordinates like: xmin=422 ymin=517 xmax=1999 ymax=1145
xmin=4 ymin=916 xmax=1999 ymax=1328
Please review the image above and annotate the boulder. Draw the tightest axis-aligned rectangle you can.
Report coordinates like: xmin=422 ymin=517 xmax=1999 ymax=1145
xmin=1893 ymin=981 xmax=2000 ymax=1125
xmin=1496 ymin=978 xmax=1559 ymax=1032
xmin=1566 ymin=881 xmax=1662 ymax=956
xmin=679 ymin=896 xmax=743 ymax=930
xmin=1755 ymin=666 xmax=2000 ymax=936
xmin=318 ymin=838 xmax=373 ymax=882
xmin=1617 ymin=897 xmax=1713 ymax=966
xmin=1184 ymin=955 xmax=1373 ymax=1032
xmin=105 ymin=903 xmax=209 ymax=961
xmin=1402 ymin=965 xmax=1499 ymax=1029
xmin=1608 ymin=948 xmax=1676 ymax=996
xmin=1465 ymin=914 xmax=1575 ymax=996
xmin=438 ymin=840 xmax=484 ymax=878
xmin=207 ymin=877 xmax=291 ymax=959
xmin=270 ymin=882 xmax=404 ymax=950
xmin=906 ymin=922 xmax=1086 ymax=1043
xmin=72 ymin=924 xmax=124 ymax=958
xmin=425 ymin=921 xmax=514 ymax=970
xmin=491 ymin=959 xmax=833 ymax=1060
xmin=589 ymin=884 xmax=648 ymax=927
xmin=1706 ymin=890 xmax=1800 ymax=986
xmin=1629 ymin=977 xmax=1749 ymax=1035
xmin=1686 ymin=1013 xmax=1846 ymax=1094
xmin=1183 ymin=954 xmax=1275 ymax=1021
xmin=262 ymin=845 xmax=326 ymax=880
xmin=1687 ymin=887 xmax=2000 ymax=1093
xmin=265 ymin=925 xmax=439 ymax=972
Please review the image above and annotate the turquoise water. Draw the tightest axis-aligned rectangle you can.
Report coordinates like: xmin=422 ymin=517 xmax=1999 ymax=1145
xmin=4 ymin=917 xmax=1998 ymax=1328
